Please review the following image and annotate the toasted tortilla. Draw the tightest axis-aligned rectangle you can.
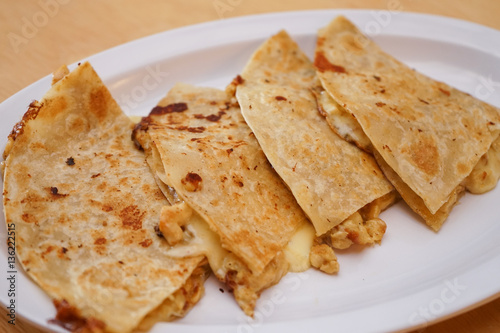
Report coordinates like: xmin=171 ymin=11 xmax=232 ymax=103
xmin=2 ymin=62 xmax=206 ymax=333
xmin=315 ymin=16 xmax=500 ymax=226
xmin=133 ymin=83 xmax=310 ymax=316
xmin=235 ymin=30 xmax=394 ymax=236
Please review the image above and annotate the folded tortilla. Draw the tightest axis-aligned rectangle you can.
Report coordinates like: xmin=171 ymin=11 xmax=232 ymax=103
xmin=315 ymin=16 xmax=500 ymax=230
xmin=132 ymin=83 xmax=312 ymax=316
xmin=235 ymin=30 xmax=394 ymax=237
xmin=2 ymin=62 xmax=207 ymax=333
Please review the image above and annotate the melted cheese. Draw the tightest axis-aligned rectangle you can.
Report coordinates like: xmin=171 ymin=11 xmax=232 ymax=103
xmin=284 ymin=222 xmax=315 ymax=272
xmin=129 ymin=115 xmax=143 ymax=123
xmin=318 ymin=90 xmax=372 ymax=152
xmin=148 ymin=139 xmax=314 ymax=275
xmin=163 ymin=210 xmax=228 ymax=274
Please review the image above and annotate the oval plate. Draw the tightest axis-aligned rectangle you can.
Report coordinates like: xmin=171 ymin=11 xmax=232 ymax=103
xmin=1 ymin=9 xmax=500 ymax=333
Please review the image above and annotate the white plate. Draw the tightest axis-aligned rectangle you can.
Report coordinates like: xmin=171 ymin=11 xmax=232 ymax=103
xmin=1 ymin=9 xmax=500 ymax=333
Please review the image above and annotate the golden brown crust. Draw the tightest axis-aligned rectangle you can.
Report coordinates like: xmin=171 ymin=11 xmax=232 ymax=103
xmin=2 ymin=63 xmax=205 ymax=332
xmin=375 ymin=150 xmax=465 ymax=231
xmin=315 ymin=16 xmax=500 ymax=216
xmin=134 ymin=83 xmax=308 ymax=275
xmin=235 ymin=30 xmax=394 ymax=236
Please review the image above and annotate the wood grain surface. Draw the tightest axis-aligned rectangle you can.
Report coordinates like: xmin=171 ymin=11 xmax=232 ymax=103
xmin=1 ymin=1 xmax=499 ymax=332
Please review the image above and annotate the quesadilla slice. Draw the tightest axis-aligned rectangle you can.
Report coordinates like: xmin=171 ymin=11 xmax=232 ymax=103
xmin=234 ymin=31 xmax=396 ymax=253
xmin=132 ymin=83 xmax=313 ymax=316
xmin=314 ymin=16 xmax=500 ymax=230
xmin=2 ymin=62 xmax=207 ymax=333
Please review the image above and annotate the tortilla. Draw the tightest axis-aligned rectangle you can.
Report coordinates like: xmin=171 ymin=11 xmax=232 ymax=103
xmin=2 ymin=62 xmax=206 ymax=332
xmin=315 ymin=16 xmax=500 ymax=228
xmin=132 ymin=83 xmax=311 ymax=316
xmin=235 ymin=30 xmax=394 ymax=236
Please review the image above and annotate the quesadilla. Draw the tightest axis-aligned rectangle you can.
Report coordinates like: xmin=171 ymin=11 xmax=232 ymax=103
xmin=2 ymin=62 xmax=208 ymax=332
xmin=132 ymin=83 xmax=314 ymax=316
xmin=234 ymin=30 xmax=396 ymax=254
xmin=314 ymin=16 xmax=500 ymax=230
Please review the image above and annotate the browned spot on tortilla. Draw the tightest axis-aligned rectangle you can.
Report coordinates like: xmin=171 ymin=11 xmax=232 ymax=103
xmin=150 ymin=103 xmax=188 ymax=115
xmin=139 ymin=239 xmax=153 ymax=248
xmin=206 ymin=111 xmax=226 ymax=122
xmin=231 ymin=74 xmax=245 ymax=86
xmin=21 ymin=213 xmax=37 ymax=223
xmin=119 ymin=205 xmax=145 ymax=230
xmin=275 ymin=96 xmax=287 ymax=101
xmin=409 ymin=137 xmax=439 ymax=176
xmin=375 ymin=102 xmax=386 ymax=107
xmin=314 ymin=51 xmax=347 ymax=73
xmin=49 ymin=187 xmax=68 ymax=198
xmin=90 ymin=88 xmax=109 ymax=121
xmin=65 ymin=157 xmax=75 ymax=166
xmin=8 ymin=101 xmax=43 ymax=142
xmin=169 ymin=125 xmax=206 ymax=133
xmin=94 ymin=237 xmax=106 ymax=245
xmin=101 ymin=204 xmax=113 ymax=212
xmin=181 ymin=172 xmax=203 ymax=192
xmin=457 ymin=162 xmax=469 ymax=175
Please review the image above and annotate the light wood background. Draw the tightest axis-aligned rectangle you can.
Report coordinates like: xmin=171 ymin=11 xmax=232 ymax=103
xmin=1 ymin=1 xmax=500 ymax=332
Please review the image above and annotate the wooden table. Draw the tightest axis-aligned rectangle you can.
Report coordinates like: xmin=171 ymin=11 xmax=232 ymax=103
xmin=1 ymin=1 xmax=499 ymax=332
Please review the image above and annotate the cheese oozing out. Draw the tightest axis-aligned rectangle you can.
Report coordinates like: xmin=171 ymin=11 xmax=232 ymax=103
xmin=147 ymin=141 xmax=315 ymax=274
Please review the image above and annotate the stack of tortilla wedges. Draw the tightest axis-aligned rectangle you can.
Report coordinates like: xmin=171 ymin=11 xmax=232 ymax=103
xmin=3 ymin=15 xmax=500 ymax=333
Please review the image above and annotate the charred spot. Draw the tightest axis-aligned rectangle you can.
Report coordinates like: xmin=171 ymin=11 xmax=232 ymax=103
xmin=439 ymin=88 xmax=451 ymax=96
xmin=8 ymin=101 xmax=43 ymax=142
xmin=382 ymin=145 xmax=392 ymax=152
xmin=226 ymin=148 xmax=234 ymax=155
xmin=119 ymin=205 xmax=145 ymax=231
xmin=188 ymin=127 xmax=205 ymax=133
xmin=118 ymin=261 xmax=124 ymax=264
xmin=65 ymin=157 xmax=75 ymax=166
xmin=61 ymin=247 xmax=68 ymax=254
xmin=131 ymin=116 xmax=153 ymax=149
xmin=219 ymin=288 xmax=225 ymax=293
xmin=91 ymin=173 xmax=101 ymax=179
xmin=375 ymin=102 xmax=386 ymax=107
xmin=139 ymin=239 xmax=153 ymax=248
xmin=206 ymin=111 xmax=226 ymax=122
xmin=49 ymin=299 xmax=106 ymax=333
xmin=170 ymin=126 xmax=206 ymax=133
xmin=231 ymin=74 xmax=245 ymax=86
xmin=150 ymin=103 xmax=188 ymax=115
xmin=101 ymin=205 xmax=113 ymax=212
xmin=224 ymin=270 xmax=238 ymax=292
xmin=418 ymin=98 xmax=429 ymax=105
xmin=94 ymin=238 xmax=106 ymax=245
xmin=380 ymin=89 xmax=386 ymax=93
xmin=373 ymin=75 xmax=381 ymax=81
xmin=314 ymin=51 xmax=347 ymax=73
xmin=275 ymin=96 xmax=287 ymax=101
xmin=181 ymin=172 xmax=203 ymax=192
xmin=154 ymin=225 xmax=164 ymax=237
xmin=49 ymin=187 xmax=68 ymax=198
